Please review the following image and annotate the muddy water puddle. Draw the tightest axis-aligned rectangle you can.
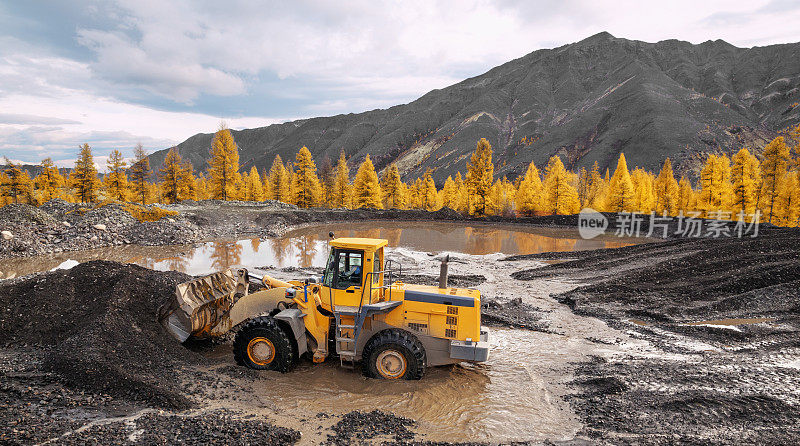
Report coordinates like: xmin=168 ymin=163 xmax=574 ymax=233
xmin=0 ymin=221 xmax=639 ymax=278
xmin=201 ymin=327 xmax=580 ymax=443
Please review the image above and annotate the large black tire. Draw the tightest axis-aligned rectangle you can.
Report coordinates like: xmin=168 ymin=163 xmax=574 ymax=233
xmin=362 ymin=329 xmax=426 ymax=380
xmin=233 ymin=316 xmax=294 ymax=372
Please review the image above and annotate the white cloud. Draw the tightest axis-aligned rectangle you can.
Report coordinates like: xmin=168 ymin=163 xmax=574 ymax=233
xmin=2 ymin=0 xmax=800 ymax=164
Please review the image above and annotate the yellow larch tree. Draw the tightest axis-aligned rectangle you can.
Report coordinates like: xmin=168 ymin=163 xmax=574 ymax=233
xmin=577 ymin=167 xmax=590 ymax=206
xmin=542 ymin=155 xmax=580 ymax=215
xmin=653 ymin=158 xmax=679 ymax=215
xmin=104 ymin=149 xmax=128 ymax=201
xmin=34 ymin=158 xmax=65 ymax=202
xmin=487 ymin=177 xmax=516 ymax=216
xmin=516 ymin=161 xmax=544 ymax=215
xmin=730 ymin=148 xmax=761 ymax=216
xmin=292 ymin=146 xmax=323 ymax=208
xmin=70 ymin=143 xmax=101 ymax=203
xmin=606 ymin=153 xmax=635 ymax=212
xmin=586 ymin=162 xmax=607 ymax=211
xmin=775 ymin=171 xmax=800 ymax=226
xmin=760 ymin=136 xmax=791 ymax=223
xmin=380 ymin=163 xmax=405 ymax=209
xmin=159 ymin=148 xmax=195 ymax=204
xmin=676 ymin=176 xmax=696 ymax=213
xmin=267 ymin=155 xmax=290 ymax=202
xmin=421 ymin=169 xmax=438 ymax=211
xmin=453 ymin=172 xmax=468 ymax=214
xmin=245 ymin=166 xmax=265 ymax=201
xmin=441 ymin=175 xmax=460 ymax=210
xmin=261 ymin=168 xmax=273 ymax=201
xmin=465 ymin=138 xmax=494 ymax=216
xmin=331 ymin=150 xmax=352 ymax=208
xmin=1 ymin=158 xmax=35 ymax=204
xmin=207 ymin=125 xmax=240 ymax=200
xmin=353 ymin=154 xmax=382 ymax=209
xmin=698 ymin=154 xmax=733 ymax=217
xmin=129 ymin=143 xmax=152 ymax=205
xmin=631 ymin=168 xmax=656 ymax=213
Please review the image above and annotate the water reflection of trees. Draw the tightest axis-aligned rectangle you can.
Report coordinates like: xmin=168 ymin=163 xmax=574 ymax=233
xmin=514 ymin=233 xmax=577 ymax=254
xmin=463 ymin=227 xmax=508 ymax=255
xmin=293 ymin=234 xmax=318 ymax=267
xmin=383 ymin=228 xmax=402 ymax=246
xmin=250 ymin=238 xmax=261 ymax=252
xmin=210 ymin=241 xmax=243 ymax=271
xmin=270 ymin=237 xmax=291 ymax=267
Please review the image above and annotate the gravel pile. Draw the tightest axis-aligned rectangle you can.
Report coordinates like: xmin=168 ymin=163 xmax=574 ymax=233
xmin=0 ymin=261 xmax=199 ymax=408
xmin=122 ymin=219 xmax=203 ymax=246
xmin=0 ymin=203 xmax=57 ymax=226
xmin=72 ymin=202 xmax=138 ymax=229
xmin=326 ymin=410 xmax=416 ymax=445
xmin=39 ymin=198 xmax=77 ymax=221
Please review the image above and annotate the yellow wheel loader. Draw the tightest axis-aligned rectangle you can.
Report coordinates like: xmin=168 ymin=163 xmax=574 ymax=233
xmin=158 ymin=235 xmax=490 ymax=379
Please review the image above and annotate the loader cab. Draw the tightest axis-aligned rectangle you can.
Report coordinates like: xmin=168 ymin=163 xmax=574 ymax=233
xmin=322 ymin=238 xmax=388 ymax=307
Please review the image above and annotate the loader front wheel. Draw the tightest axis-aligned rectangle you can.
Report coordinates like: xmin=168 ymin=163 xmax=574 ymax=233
xmin=233 ymin=316 xmax=294 ymax=372
xmin=362 ymin=329 xmax=426 ymax=380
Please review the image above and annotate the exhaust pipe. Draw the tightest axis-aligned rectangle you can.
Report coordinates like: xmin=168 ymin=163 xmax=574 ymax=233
xmin=438 ymin=255 xmax=450 ymax=289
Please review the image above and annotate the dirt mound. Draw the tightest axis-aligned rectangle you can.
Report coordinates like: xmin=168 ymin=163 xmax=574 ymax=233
xmin=0 ymin=261 xmax=201 ymax=408
xmin=0 ymin=203 xmax=57 ymax=226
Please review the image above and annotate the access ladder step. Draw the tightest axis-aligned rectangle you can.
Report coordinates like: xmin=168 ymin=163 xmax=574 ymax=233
xmin=338 ymin=324 xmax=355 ymax=329
xmin=336 ymin=337 xmax=356 ymax=343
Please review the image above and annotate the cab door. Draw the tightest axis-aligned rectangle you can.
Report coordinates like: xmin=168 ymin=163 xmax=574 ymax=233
xmin=321 ymin=248 xmax=365 ymax=308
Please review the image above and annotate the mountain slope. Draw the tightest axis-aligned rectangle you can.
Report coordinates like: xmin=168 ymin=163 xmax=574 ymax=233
xmin=149 ymin=32 xmax=800 ymax=181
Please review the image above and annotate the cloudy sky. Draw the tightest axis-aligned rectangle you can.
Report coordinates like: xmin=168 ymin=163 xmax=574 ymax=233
xmin=2 ymin=0 xmax=800 ymax=170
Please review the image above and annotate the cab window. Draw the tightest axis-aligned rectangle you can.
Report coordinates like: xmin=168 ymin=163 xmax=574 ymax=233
xmin=332 ymin=250 xmax=363 ymax=289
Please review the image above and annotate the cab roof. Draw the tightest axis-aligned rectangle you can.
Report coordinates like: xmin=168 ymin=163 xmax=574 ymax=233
xmin=329 ymin=237 xmax=388 ymax=250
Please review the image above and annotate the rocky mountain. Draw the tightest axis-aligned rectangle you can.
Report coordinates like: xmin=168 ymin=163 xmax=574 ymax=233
xmin=149 ymin=32 xmax=800 ymax=182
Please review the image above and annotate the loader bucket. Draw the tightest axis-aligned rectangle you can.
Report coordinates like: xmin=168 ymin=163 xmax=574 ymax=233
xmin=158 ymin=269 xmax=248 ymax=342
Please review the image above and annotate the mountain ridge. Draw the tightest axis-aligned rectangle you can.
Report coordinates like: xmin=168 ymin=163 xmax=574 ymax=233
xmin=149 ymin=32 xmax=800 ymax=181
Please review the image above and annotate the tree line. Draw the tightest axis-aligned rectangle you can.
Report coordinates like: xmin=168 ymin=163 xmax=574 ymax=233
xmin=2 ymin=124 xmax=799 ymax=226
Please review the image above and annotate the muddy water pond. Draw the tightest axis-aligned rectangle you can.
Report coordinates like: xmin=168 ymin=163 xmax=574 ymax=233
xmin=0 ymin=221 xmax=639 ymax=278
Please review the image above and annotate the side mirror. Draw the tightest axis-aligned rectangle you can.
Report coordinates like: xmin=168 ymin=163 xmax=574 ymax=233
xmin=328 ymin=231 xmax=335 ymax=239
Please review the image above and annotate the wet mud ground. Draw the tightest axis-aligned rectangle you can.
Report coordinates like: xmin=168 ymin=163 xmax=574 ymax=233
xmin=1 ymin=214 xmax=799 ymax=444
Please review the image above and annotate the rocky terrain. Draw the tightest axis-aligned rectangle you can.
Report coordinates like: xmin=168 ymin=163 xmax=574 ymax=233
xmin=509 ymin=227 xmax=800 ymax=444
xmin=150 ymin=32 xmax=800 ymax=181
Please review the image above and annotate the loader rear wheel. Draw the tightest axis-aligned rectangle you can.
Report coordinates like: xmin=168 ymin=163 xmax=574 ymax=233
xmin=233 ymin=316 xmax=294 ymax=372
xmin=362 ymin=329 xmax=426 ymax=380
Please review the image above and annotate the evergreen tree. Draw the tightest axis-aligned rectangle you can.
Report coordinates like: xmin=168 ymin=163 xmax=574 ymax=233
xmin=268 ymin=155 xmax=290 ymax=202
xmin=353 ymin=155 xmax=382 ymax=209
xmin=465 ymin=138 xmax=494 ymax=216
xmin=159 ymin=148 xmax=194 ymax=204
xmin=379 ymin=163 xmax=405 ymax=209
xmin=34 ymin=158 xmax=65 ymax=201
xmin=1 ymin=158 xmax=34 ymax=204
xmin=261 ymin=168 xmax=273 ymax=201
xmin=760 ymin=136 xmax=791 ymax=223
xmin=129 ymin=143 xmax=152 ymax=205
xmin=730 ymin=148 xmax=761 ymax=216
xmin=542 ymin=155 xmax=580 ymax=215
xmin=516 ymin=161 xmax=544 ymax=215
xmin=606 ymin=153 xmax=635 ymax=212
xmin=207 ymin=125 xmax=240 ymax=200
xmin=577 ymin=167 xmax=590 ymax=206
xmin=292 ymin=146 xmax=323 ymax=208
xmin=653 ymin=158 xmax=679 ymax=215
xmin=331 ymin=150 xmax=352 ymax=208
xmin=69 ymin=143 xmax=101 ymax=203
xmin=104 ymin=149 xmax=128 ymax=201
